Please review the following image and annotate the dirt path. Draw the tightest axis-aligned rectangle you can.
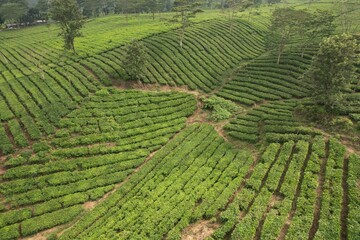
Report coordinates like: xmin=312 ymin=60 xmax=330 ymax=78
xmin=278 ymin=143 xmax=313 ymax=240
xmin=254 ymin=194 xmax=283 ymax=240
xmin=308 ymin=140 xmax=329 ymax=239
xmin=223 ymin=156 xmax=259 ymax=211
xmin=340 ymin=156 xmax=350 ymax=240
xmin=3 ymin=122 xmax=15 ymax=147
xmin=181 ymin=220 xmax=220 ymax=240
xmin=115 ymin=81 xmax=201 ymax=96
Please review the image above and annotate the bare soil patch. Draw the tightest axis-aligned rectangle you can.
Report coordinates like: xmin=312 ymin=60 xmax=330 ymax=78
xmin=308 ymin=140 xmax=329 ymax=239
xmin=340 ymin=157 xmax=349 ymax=240
xmin=278 ymin=143 xmax=313 ymax=240
xmin=0 ymin=166 xmax=6 ymax=175
xmin=3 ymin=123 xmax=15 ymax=146
xmin=115 ymin=81 xmax=201 ymax=96
xmin=181 ymin=220 xmax=220 ymax=240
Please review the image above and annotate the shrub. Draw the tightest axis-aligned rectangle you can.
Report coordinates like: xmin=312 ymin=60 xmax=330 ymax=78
xmin=201 ymin=96 xmax=242 ymax=122
xmin=329 ymin=116 xmax=354 ymax=131
xmin=32 ymin=142 xmax=51 ymax=153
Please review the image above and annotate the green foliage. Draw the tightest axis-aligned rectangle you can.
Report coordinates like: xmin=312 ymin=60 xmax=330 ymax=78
xmin=22 ymin=205 xmax=83 ymax=236
xmin=122 ymin=40 xmax=149 ymax=81
xmin=0 ymin=224 xmax=20 ymax=240
xmin=201 ymin=96 xmax=241 ymax=121
xmin=32 ymin=141 xmax=50 ymax=153
xmin=50 ymin=0 xmax=84 ymax=52
xmin=307 ymin=34 xmax=359 ymax=112
xmin=95 ymin=89 xmax=110 ymax=96
xmin=0 ymin=2 xmax=27 ymax=23
xmin=329 ymin=116 xmax=354 ymax=131
xmin=47 ymin=233 xmax=58 ymax=240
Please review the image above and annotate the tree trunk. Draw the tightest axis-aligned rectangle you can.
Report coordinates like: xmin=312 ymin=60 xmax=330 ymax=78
xmin=152 ymin=12 xmax=155 ymax=21
xmin=180 ymin=27 xmax=185 ymax=49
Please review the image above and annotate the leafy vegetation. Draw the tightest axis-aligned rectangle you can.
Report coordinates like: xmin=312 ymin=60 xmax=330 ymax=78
xmin=201 ymin=96 xmax=241 ymax=121
xmin=0 ymin=1 xmax=359 ymax=239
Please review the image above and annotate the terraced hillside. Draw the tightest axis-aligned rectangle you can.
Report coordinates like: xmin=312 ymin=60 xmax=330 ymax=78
xmin=225 ymin=100 xmax=321 ymax=144
xmin=217 ymin=47 xmax=316 ymax=105
xmin=0 ymin=18 xmax=265 ymax=155
xmin=0 ymin=90 xmax=196 ymax=239
xmin=212 ymin=138 xmax=359 ymax=240
xmin=60 ymin=124 xmax=254 ymax=239
xmin=0 ymin=3 xmax=359 ymax=240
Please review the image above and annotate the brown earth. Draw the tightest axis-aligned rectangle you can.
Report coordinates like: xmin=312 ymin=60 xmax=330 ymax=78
xmin=181 ymin=220 xmax=220 ymax=240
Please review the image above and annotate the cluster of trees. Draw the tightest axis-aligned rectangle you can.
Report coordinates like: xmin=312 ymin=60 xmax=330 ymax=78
xmin=0 ymin=0 xmax=278 ymax=26
xmin=266 ymin=7 xmax=360 ymax=116
xmin=0 ymin=0 xmax=177 ymax=24
xmin=0 ymin=0 xmax=55 ymax=26
xmin=308 ymin=34 xmax=359 ymax=113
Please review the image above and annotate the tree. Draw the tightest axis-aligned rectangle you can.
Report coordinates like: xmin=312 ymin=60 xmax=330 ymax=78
xmin=122 ymin=39 xmax=149 ymax=81
xmin=172 ymin=0 xmax=202 ymax=48
xmin=307 ymin=34 xmax=359 ymax=112
xmin=36 ymin=0 xmax=50 ymax=18
xmin=50 ymin=0 xmax=84 ymax=52
xmin=0 ymin=2 xmax=28 ymax=24
xmin=298 ymin=10 xmax=335 ymax=57
xmin=267 ymin=8 xmax=308 ymax=64
xmin=143 ymin=0 xmax=162 ymax=20
xmin=222 ymin=0 xmax=253 ymax=32
xmin=116 ymin=0 xmax=137 ymax=22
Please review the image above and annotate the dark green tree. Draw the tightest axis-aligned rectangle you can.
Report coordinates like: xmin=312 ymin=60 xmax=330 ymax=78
xmin=307 ymin=34 xmax=359 ymax=112
xmin=36 ymin=0 xmax=50 ymax=18
xmin=122 ymin=39 xmax=149 ymax=80
xmin=0 ymin=1 xmax=28 ymax=24
xmin=50 ymin=0 xmax=84 ymax=52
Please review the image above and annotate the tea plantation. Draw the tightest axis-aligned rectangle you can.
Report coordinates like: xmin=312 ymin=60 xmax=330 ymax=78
xmin=0 ymin=1 xmax=359 ymax=240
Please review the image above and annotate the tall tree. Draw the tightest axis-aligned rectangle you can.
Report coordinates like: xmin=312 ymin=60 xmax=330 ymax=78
xmin=36 ymin=0 xmax=50 ymax=19
xmin=172 ymin=0 xmax=202 ymax=48
xmin=307 ymin=34 xmax=359 ymax=112
xmin=0 ymin=1 xmax=28 ymax=24
xmin=223 ymin=0 xmax=252 ymax=32
xmin=116 ymin=0 xmax=136 ymax=22
xmin=143 ymin=0 xmax=162 ymax=20
xmin=267 ymin=8 xmax=307 ymax=64
xmin=298 ymin=10 xmax=335 ymax=57
xmin=50 ymin=0 xmax=84 ymax=52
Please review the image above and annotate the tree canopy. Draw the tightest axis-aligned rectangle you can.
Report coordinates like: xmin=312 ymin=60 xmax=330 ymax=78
xmin=50 ymin=0 xmax=84 ymax=52
xmin=307 ymin=34 xmax=359 ymax=112
xmin=122 ymin=39 xmax=149 ymax=81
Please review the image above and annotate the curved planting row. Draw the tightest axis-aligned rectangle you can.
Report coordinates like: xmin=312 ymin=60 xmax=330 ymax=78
xmin=0 ymin=90 xmax=196 ymax=239
xmin=59 ymin=123 xmax=254 ymax=240
xmin=226 ymin=100 xmax=321 ymax=144
xmin=93 ymin=19 xmax=266 ymax=92
xmin=343 ymin=93 xmax=360 ymax=128
xmin=217 ymin=47 xmax=317 ymax=105
xmin=0 ymin=14 xmax=188 ymax=73
xmin=0 ymin=61 xmax=101 ymax=155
